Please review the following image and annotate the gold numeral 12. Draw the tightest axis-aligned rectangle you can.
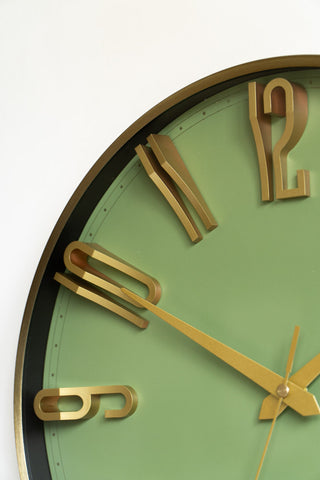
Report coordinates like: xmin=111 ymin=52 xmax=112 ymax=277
xmin=248 ymin=78 xmax=310 ymax=201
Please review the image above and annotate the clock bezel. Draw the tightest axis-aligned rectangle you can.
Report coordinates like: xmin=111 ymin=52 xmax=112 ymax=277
xmin=14 ymin=54 xmax=320 ymax=480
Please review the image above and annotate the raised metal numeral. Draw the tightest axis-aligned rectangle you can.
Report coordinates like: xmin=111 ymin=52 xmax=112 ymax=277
xmin=34 ymin=385 xmax=137 ymax=421
xmin=54 ymin=241 xmax=161 ymax=328
xmin=135 ymin=134 xmax=217 ymax=243
xmin=248 ymin=78 xmax=310 ymax=201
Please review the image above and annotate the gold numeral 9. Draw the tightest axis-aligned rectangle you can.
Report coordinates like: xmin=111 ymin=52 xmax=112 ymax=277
xmin=34 ymin=385 xmax=137 ymax=421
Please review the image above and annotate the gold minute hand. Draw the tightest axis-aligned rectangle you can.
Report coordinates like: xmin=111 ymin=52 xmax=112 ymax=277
xmin=122 ymin=288 xmax=320 ymax=417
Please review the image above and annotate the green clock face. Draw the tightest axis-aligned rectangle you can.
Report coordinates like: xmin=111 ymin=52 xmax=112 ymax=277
xmin=15 ymin=56 xmax=320 ymax=480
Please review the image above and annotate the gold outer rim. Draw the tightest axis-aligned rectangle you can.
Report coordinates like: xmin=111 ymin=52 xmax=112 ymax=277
xmin=14 ymin=54 xmax=320 ymax=479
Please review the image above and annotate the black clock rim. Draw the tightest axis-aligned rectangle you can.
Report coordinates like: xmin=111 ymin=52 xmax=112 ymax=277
xmin=14 ymin=54 xmax=320 ymax=480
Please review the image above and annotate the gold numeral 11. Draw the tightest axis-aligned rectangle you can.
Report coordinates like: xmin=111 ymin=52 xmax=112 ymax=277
xmin=135 ymin=134 xmax=217 ymax=243
xmin=248 ymin=78 xmax=310 ymax=201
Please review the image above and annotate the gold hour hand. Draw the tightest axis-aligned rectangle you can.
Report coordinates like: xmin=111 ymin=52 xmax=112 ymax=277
xmin=259 ymin=353 xmax=320 ymax=419
xmin=122 ymin=288 xmax=320 ymax=417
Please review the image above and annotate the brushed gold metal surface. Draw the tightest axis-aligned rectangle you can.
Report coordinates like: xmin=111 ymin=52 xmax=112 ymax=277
xmin=136 ymin=134 xmax=217 ymax=242
xmin=147 ymin=134 xmax=217 ymax=233
xmin=54 ymin=272 xmax=149 ymax=329
xmin=122 ymin=289 xmax=320 ymax=417
xmin=259 ymin=353 xmax=320 ymax=419
xmin=264 ymin=78 xmax=309 ymax=199
xmin=34 ymin=385 xmax=137 ymax=421
xmin=248 ymin=81 xmax=274 ymax=201
xmin=254 ymin=327 xmax=300 ymax=480
xmin=135 ymin=143 xmax=202 ymax=243
xmin=249 ymin=78 xmax=309 ymax=200
xmin=54 ymin=241 xmax=161 ymax=328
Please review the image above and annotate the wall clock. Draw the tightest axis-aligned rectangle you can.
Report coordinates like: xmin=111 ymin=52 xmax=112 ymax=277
xmin=14 ymin=55 xmax=320 ymax=480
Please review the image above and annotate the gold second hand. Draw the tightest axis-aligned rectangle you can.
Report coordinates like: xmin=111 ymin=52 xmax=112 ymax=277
xmin=254 ymin=326 xmax=300 ymax=480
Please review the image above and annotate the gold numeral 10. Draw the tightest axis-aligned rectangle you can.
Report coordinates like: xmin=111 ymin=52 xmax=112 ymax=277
xmin=135 ymin=134 xmax=217 ymax=243
xmin=54 ymin=241 xmax=161 ymax=328
xmin=248 ymin=78 xmax=310 ymax=201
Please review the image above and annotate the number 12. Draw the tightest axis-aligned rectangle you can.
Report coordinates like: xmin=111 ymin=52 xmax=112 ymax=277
xmin=248 ymin=78 xmax=310 ymax=201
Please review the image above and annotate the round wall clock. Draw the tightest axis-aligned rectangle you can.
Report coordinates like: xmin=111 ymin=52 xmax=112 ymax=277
xmin=15 ymin=55 xmax=320 ymax=480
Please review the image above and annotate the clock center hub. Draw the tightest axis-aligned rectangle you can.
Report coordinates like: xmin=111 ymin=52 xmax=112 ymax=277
xmin=276 ymin=384 xmax=290 ymax=398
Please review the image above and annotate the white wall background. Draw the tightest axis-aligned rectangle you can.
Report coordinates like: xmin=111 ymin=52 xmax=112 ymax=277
xmin=1 ymin=0 xmax=319 ymax=478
